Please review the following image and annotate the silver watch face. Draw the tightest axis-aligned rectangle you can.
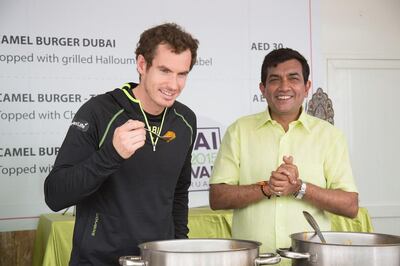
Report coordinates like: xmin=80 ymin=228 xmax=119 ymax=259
xmin=296 ymin=182 xmax=306 ymax=199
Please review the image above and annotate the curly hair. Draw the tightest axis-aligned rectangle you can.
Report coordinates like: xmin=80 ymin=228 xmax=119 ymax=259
xmin=261 ymin=48 xmax=310 ymax=86
xmin=135 ymin=23 xmax=199 ymax=71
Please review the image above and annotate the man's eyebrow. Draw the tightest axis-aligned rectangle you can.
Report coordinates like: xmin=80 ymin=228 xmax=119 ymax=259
xmin=288 ymin=72 xmax=301 ymax=77
xmin=267 ymin=74 xmax=280 ymax=79
xmin=158 ymin=65 xmax=171 ymax=71
xmin=158 ymin=65 xmax=189 ymax=75
xmin=178 ymin=70 xmax=189 ymax=75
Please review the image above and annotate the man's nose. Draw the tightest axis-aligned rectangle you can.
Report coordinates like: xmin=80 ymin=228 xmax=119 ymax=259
xmin=280 ymin=78 xmax=291 ymax=90
xmin=168 ymin=75 xmax=179 ymax=90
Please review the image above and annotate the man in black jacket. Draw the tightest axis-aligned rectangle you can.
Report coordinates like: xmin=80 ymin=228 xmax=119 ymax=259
xmin=44 ymin=23 xmax=199 ymax=266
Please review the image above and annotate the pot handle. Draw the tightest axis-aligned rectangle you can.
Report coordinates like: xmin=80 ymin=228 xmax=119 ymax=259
xmin=254 ymin=253 xmax=281 ymax=265
xmin=276 ymin=248 xmax=310 ymax=260
xmin=118 ymin=256 xmax=146 ymax=266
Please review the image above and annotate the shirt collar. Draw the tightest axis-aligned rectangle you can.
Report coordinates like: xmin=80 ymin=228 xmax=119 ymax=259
xmin=297 ymin=108 xmax=312 ymax=133
xmin=256 ymin=107 xmax=312 ymax=133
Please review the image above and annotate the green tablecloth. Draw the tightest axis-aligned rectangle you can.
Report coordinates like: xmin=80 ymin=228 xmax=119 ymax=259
xmin=32 ymin=207 xmax=373 ymax=266
xmin=32 ymin=212 xmax=76 ymax=266
xmin=188 ymin=207 xmax=232 ymax=238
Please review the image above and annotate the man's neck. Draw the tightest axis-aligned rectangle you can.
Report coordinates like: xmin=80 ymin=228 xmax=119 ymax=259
xmin=270 ymin=110 xmax=301 ymax=132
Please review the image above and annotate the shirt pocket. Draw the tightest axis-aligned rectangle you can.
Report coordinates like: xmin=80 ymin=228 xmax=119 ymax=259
xmin=299 ymin=163 xmax=326 ymax=188
xmin=79 ymin=210 xmax=127 ymax=264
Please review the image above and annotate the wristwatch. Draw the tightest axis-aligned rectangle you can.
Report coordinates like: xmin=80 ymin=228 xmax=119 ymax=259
xmin=294 ymin=180 xmax=307 ymax=199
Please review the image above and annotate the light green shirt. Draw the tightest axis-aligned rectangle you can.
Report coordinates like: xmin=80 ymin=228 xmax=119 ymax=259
xmin=210 ymin=109 xmax=358 ymax=255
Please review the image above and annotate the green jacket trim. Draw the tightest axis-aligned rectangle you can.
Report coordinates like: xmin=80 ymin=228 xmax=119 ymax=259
xmin=99 ymin=109 xmax=124 ymax=148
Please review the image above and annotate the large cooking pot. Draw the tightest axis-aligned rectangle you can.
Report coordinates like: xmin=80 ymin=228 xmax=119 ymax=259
xmin=119 ymin=238 xmax=281 ymax=266
xmin=277 ymin=231 xmax=400 ymax=266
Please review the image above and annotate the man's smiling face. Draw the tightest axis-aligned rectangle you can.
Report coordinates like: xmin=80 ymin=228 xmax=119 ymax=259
xmin=136 ymin=43 xmax=192 ymax=115
xmin=260 ymin=58 xmax=311 ymax=122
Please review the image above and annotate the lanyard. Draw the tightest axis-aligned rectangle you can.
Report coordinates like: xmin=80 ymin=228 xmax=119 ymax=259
xmin=122 ymin=88 xmax=167 ymax=151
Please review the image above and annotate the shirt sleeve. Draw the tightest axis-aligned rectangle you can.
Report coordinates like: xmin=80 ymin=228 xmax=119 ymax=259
xmin=44 ymin=100 xmax=124 ymax=211
xmin=172 ymin=146 xmax=192 ymax=239
xmin=173 ymin=113 xmax=197 ymax=239
xmin=324 ymin=131 xmax=358 ymax=193
xmin=210 ymin=122 xmax=240 ymax=185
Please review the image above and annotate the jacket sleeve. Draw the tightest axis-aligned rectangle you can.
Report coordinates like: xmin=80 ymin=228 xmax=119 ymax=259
xmin=173 ymin=115 xmax=196 ymax=239
xmin=44 ymin=99 xmax=124 ymax=211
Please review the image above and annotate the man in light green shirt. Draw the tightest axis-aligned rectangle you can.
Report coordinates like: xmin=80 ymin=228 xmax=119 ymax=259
xmin=209 ymin=48 xmax=358 ymax=264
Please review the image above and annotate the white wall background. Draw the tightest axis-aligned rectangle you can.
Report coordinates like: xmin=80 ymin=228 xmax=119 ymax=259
xmin=321 ymin=0 xmax=400 ymax=235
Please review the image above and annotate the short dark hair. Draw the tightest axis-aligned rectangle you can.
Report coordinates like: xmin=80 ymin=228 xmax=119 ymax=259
xmin=135 ymin=23 xmax=199 ymax=70
xmin=261 ymin=48 xmax=310 ymax=85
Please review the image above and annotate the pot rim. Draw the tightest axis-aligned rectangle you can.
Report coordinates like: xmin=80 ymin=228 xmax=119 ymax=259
xmin=138 ymin=238 xmax=262 ymax=253
xmin=290 ymin=231 xmax=400 ymax=247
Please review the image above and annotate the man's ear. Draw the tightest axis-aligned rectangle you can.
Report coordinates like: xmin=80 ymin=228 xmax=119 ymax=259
xmin=305 ymin=80 xmax=312 ymax=97
xmin=259 ymin=82 xmax=266 ymax=96
xmin=136 ymin=55 xmax=147 ymax=75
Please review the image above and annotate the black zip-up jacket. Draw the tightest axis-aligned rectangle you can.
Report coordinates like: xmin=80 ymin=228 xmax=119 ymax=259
xmin=44 ymin=83 xmax=196 ymax=266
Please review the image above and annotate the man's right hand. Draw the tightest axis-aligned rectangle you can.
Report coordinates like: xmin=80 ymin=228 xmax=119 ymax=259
xmin=269 ymin=155 xmax=299 ymax=196
xmin=112 ymin=119 xmax=146 ymax=159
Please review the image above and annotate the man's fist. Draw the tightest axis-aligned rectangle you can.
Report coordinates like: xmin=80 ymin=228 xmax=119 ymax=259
xmin=113 ymin=120 xmax=146 ymax=159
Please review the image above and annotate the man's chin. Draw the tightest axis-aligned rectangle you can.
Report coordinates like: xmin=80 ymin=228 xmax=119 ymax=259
xmin=161 ymin=98 xmax=176 ymax=107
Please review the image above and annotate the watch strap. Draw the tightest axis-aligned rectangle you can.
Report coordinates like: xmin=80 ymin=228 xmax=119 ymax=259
xmin=294 ymin=180 xmax=307 ymax=199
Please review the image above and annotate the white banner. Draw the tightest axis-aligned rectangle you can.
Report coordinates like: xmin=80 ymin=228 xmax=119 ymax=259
xmin=0 ymin=0 xmax=321 ymax=231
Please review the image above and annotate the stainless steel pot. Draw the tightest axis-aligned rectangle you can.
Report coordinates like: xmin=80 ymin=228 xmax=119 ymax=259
xmin=277 ymin=231 xmax=400 ymax=266
xmin=119 ymin=238 xmax=281 ymax=266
